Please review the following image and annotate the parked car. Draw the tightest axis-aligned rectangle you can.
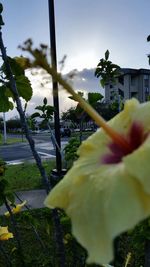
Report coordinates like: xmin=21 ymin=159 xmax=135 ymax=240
xmin=60 ymin=127 xmax=71 ymax=137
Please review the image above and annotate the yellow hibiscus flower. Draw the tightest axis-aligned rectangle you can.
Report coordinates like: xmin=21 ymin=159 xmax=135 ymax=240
xmin=0 ymin=226 xmax=13 ymax=240
xmin=44 ymin=99 xmax=150 ymax=265
xmin=4 ymin=200 xmax=27 ymax=217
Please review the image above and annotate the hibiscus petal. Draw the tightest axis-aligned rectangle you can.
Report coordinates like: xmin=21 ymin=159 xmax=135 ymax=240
xmin=45 ymin=163 xmax=150 ymax=265
xmin=124 ymin=136 xmax=150 ymax=194
xmin=44 ymin=98 xmax=150 ymax=265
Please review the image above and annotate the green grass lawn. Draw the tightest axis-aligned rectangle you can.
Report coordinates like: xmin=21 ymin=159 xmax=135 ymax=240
xmin=4 ymin=160 xmax=55 ymax=191
xmin=0 ymin=137 xmax=25 ymax=145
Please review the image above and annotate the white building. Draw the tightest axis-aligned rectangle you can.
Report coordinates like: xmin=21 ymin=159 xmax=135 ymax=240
xmin=105 ymin=68 xmax=150 ymax=103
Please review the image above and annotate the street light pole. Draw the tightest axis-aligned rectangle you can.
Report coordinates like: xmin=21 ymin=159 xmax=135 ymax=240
xmin=48 ymin=0 xmax=62 ymax=175
xmin=3 ymin=112 xmax=7 ymax=144
xmin=47 ymin=5 xmax=66 ymax=265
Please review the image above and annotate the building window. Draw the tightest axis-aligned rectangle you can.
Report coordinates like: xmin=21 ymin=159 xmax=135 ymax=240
xmin=144 ymin=79 xmax=149 ymax=88
xmin=118 ymin=88 xmax=124 ymax=97
xmin=131 ymin=75 xmax=136 ymax=86
xmin=118 ymin=76 xmax=124 ymax=85
xmin=110 ymin=85 xmax=113 ymax=88
xmin=145 ymin=87 xmax=149 ymax=93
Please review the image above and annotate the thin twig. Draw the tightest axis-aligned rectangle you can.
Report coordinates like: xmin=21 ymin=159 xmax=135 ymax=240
xmin=4 ymin=198 xmax=25 ymax=267
xmin=51 ymin=208 xmax=66 ymax=267
xmin=0 ymin=30 xmax=66 ymax=266
xmin=14 ymin=192 xmax=47 ymax=252
xmin=0 ymin=31 xmax=51 ymax=193
xmin=47 ymin=122 xmax=64 ymax=161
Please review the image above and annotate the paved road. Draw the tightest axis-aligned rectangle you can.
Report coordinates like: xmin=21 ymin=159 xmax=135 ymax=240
xmin=8 ymin=133 xmax=69 ymax=143
xmin=0 ymin=134 xmax=68 ymax=164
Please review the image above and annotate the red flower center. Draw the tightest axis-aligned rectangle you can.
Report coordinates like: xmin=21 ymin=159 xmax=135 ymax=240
xmin=102 ymin=122 xmax=149 ymax=164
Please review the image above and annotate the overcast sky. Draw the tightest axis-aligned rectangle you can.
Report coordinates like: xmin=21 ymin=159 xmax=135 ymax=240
xmin=1 ymin=0 xmax=150 ymax=119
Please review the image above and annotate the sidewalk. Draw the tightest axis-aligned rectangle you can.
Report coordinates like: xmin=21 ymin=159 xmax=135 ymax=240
xmin=6 ymin=155 xmax=55 ymax=166
xmin=0 ymin=189 xmax=47 ymax=215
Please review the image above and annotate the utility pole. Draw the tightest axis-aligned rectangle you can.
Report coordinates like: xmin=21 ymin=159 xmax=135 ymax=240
xmin=48 ymin=0 xmax=63 ymax=176
xmin=3 ymin=112 xmax=7 ymax=144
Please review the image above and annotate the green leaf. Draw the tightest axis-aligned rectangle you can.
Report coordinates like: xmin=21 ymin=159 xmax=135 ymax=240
xmin=1 ymin=57 xmax=25 ymax=77
xmin=95 ymin=51 xmax=120 ymax=87
xmin=111 ymin=63 xmax=121 ymax=70
xmin=94 ymin=68 xmax=101 ymax=78
xmin=16 ymin=75 xmax=32 ymax=101
xmin=31 ymin=112 xmax=41 ymax=119
xmin=11 ymin=247 xmax=17 ymax=254
xmin=0 ymin=179 xmax=9 ymax=192
xmin=5 ymin=87 xmax=14 ymax=98
xmin=35 ymin=105 xmax=45 ymax=112
xmin=0 ymin=3 xmax=3 ymax=13
xmin=41 ymin=114 xmax=46 ymax=119
xmin=88 ymin=92 xmax=103 ymax=106
xmin=0 ymin=14 xmax=4 ymax=27
xmin=2 ymin=75 xmax=32 ymax=106
xmin=100 ymin=79 xmax=106 ymax=88
xmin=43 ymin=97 xmax=47 ymax=105
xmin=105 ymin=50 xmax=109 ymax=60
xmin=45 ymin=105 xmax=54 ymax=113
xmin=5 ymin=192 xmax=15 ymax=205
xmin=69 ymin=91 xmax=84 ymax=102
xmin=148 ymin=55 xmax=150 ymax=65
xmin=9 ymin=101 xmax=13 ymax=110
xmin=147 ymin=35 xmax=150 ymax=42
xmin=0 ymin=86 xmax=14 ymax=112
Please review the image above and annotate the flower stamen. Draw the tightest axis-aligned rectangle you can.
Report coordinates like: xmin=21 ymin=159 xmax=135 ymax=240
xmin=102 ymin=122 xmax=148 ymax=164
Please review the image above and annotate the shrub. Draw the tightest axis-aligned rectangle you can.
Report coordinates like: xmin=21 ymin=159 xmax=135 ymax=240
xmin=64 ymin=138 xmax=80 ymax=169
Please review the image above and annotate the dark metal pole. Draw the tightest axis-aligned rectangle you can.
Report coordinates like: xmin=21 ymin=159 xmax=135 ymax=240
xmin=48 ymin=0 xmax=62 ymax=174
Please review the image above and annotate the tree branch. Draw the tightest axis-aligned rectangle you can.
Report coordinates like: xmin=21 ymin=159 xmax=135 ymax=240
xmin=0 ymin=31 xmax=51 ymax=192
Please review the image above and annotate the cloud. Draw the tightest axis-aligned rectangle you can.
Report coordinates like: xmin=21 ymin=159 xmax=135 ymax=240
xmin=4 ymin=68 xmax=104 ymax=120
xmin=70 ymin=68 xmax=104 ymax=95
